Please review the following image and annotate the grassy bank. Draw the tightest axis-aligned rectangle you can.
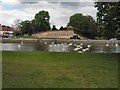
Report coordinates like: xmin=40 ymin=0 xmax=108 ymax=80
xmin=2 ymin=51 xmax=118 ymax=88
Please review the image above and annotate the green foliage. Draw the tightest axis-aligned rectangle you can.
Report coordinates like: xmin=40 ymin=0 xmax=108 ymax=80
xmin=95 ymin=2 xmax=120 ymax=39
xmin=32 ymin=10 xmax=51 ymax=33
xmin=59 ymin=26 xmax=67 ymax=30
xmin=20 ymin=20 xmax=33 ymax=36
xmin=68 ymin=13 xmax=98 ymax=39
xmin=52 ymin=25 xmax=58 ymax=30
xmin=19 ymin=10 xmax=51 ymax=35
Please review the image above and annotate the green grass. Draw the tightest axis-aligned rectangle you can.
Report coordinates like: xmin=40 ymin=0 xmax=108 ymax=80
xmin=2 ymin=51 xmax=118 ymax=88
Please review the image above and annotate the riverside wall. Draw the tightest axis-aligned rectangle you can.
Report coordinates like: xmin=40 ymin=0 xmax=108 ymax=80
xmin=1 ymin=38 xmax=120 ymax=44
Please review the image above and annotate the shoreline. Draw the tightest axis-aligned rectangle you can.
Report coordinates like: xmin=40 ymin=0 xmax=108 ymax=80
xmin=1 ymin=38 xmax=120 ymax=44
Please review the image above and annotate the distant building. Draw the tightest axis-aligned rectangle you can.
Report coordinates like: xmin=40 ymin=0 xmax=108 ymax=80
xmin=0 ymin=24 xmax=14 ymax=37
xmin=66 ymin=26 xmax=73 ymax=31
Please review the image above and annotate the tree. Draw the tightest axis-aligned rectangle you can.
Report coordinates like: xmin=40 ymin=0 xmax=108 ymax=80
xmin=20 ymin=20 xmax=33 ymax=36
xmin=68 ymin=13 xmax=98 ymax=39
xmin=95 ymin=1 xmax=120 ymax=39
xmin=59 ymin=26 xmax=64 ymax=30
xmin=33 ymin=10 xmax=51 ymax=33
xmin=52 ymin=25 xmax=58 ymax=31
xmin=59 ymin=26 xmax=67 ymax=30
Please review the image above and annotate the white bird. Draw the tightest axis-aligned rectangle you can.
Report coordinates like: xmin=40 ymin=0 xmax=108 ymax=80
xmin=74 ymin=48 xmax=79 ymax=51
xmin=81 ymin=43 xmax=83 ymax=46
xmin=74 ymin=44 xmax=77 ymax=46
xmin=78 ymin=51 xmax=82 ymax=53
xmin=61 ymin=43 xmax=63 ymax=45
xmin=86 ymin=48 xmax=89 ymax=51
xmin=52 ymin=42 xmax=54 ymax=44
xmin=106 ymin=43 xmax=109 ymax=47
xmin=21 ymin=42 xmax=23 ymax=44
xmin=69 ymin=43 xmax=72 ymax=46
xmin=87 ymin=44 xmax=91 ymax=48
xmin=80 ymin=46 xmax=83 ymax=49
xmin=82 ymin=49 xmax=86 ymax=52
xmin=115 ymin=43 xmax=118 ymax=47
xmin=45 ymin=42 xmax=47 ymax=44
xmin=76 ymin=45 xmax=79 ymax=48
xmin=18 ymin=45 xmax=21 ymax=48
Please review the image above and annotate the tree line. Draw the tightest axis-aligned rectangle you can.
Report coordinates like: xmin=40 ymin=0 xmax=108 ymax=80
xmin=17 ymin=1 xmax=120 ymax=39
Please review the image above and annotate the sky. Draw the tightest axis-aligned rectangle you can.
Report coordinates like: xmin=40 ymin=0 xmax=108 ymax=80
xmin=0 ymin=0 xmax=98 ymax=28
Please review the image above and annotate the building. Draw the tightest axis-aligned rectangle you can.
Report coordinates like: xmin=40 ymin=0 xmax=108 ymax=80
xmin=66 ymin=26 xmax=73 ymax=31
xmin=0 ymin=24 xmax=14 ymax=37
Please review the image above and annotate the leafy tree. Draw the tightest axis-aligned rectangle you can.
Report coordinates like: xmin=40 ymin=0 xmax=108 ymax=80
xmin=68 ymin=13 xmax=98 ymax=39
xmin=33 ymin=10 xmax=51 ymax=33
xmin=95 ymin=1 xmax=120 ymax=39
xmin=52 ymin=25 xmax=58 ymax=31
xmin=20 ymin=20 xmax=33 ymax=36
xmin=59 ymin=26 xmax=67 ymax=30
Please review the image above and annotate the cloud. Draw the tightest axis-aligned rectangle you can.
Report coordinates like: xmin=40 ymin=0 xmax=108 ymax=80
xmin=0 ymin=0 xmax=97 ymax=28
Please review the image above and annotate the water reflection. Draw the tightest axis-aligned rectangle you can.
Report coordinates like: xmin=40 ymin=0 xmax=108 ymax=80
xmin=0 ymin=43 xmax=120 ymax=53
xmin=48 ymin=44 xmax=69 ymax=52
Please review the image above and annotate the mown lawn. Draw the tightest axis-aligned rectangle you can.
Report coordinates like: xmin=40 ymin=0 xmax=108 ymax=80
xmin=2 ymin=51 xmax=118 ymax=88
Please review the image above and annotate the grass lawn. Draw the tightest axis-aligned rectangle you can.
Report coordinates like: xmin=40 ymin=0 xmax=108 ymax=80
xmin=2 ymin=51 xmax=118 ymax=88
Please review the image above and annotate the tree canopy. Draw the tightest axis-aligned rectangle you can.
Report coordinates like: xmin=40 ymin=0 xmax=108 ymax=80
xmin=68 ymin=13 xmax=98 ymax=39
xmin=32 ymin=10 xmax=51 ymax=33
xmin=20 ymin=20 xmax=33 ymax=36
xmin=95 ymin=1 xmax=120 ymax=39
xmin=20 ymin=10 xmax=51 ymax=36
xmin=51 ymin=25 xmax=58 ymax=31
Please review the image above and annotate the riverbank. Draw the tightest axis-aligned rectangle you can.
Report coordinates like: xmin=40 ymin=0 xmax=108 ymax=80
xmin=2 ymin=51 xmax=118 ymax=88
xmin=1 ymin=38 xmax=120 ymax=44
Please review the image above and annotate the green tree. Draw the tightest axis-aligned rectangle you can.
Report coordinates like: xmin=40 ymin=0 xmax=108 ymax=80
xmin=20 ymin=20 xmax=33 ymax=36
xmin=52 ymin=25 xmax=58 ymax=31
xmin=68 ymin=13 xmax=98 ymax=39
xmin=95 ymin=1 xmax=120 ymax=39
xmin=33 ymin=10 xmax=51 ymax=33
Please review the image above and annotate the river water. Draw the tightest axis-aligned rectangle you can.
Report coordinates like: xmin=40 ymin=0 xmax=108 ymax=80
xmin=0 ymin=42 xmax=120 ymax=53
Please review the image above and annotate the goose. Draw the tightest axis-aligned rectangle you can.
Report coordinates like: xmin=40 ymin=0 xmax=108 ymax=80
xmin=106 ymin=43 xmax=109 ymax=47
xmin=74 ymin=48 xmax=79 ymax=51
xmin=21 ymin=42 xmax=23 ymax=44
xmin=18 ymin=45 xmax=21 ymax=48
xmin=54 ymin=44 xmax=57 ymax=46
xmin=87 ymin=44 xmax=91 ymax=48
xmin=82 ymin=49 xmax=86 ymax=52
xmin=115 ymin=43 xmax=118 ymax=47
xmin=45 ymin=42 xmax=47 ymax=44
xmin=69 ymin=43 xmax=72 ymax=46
xmin=74 ymin=44 xmax=77 ymax=46
xmin=78 ymin=51 xmax=82 ymax=53
xmin=80 ymin=43 xmax=83 ymax=46
xmin=61 ymin=43 xmax=64 ymax=45
xmin=52 ymin=42 xmax=54 ymax=44
xmin=86 ymin=48 xmax=89 ymax=51
xmin=80 ymin=46 xmax=83 ymax=49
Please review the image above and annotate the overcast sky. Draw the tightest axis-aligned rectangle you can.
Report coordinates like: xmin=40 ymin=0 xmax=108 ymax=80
xmin=0 ymin=0 xmax=97 ymax=28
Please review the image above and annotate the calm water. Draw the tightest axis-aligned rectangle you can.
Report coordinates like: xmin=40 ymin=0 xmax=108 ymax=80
xmin=0 ymin=42 xmax=120 ymax=53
